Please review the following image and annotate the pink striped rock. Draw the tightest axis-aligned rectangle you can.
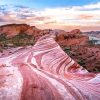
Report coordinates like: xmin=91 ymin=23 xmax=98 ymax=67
xmin=0 ymin=34 xmax=100 ymax=100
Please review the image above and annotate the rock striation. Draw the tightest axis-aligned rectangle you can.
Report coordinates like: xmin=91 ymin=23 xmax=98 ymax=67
xmin=0 ymin=34 xmax=100 ymax=100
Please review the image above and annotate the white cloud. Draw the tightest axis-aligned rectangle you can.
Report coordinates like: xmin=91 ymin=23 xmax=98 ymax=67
xmin=83 ymin=2 xmax=100 ymax=9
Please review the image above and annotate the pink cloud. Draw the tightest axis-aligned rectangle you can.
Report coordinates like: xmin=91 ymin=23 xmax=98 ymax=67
xmin=77 ymin=15 xmax=94 ymax=20
xmin=0 ymin=2 xmax=100 ymax=31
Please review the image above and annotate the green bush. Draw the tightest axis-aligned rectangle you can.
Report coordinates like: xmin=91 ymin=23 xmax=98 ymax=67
xmin=64 ymin=47 xmax=71 ymax=55
xmin=0 ymin=33 xmax=35 ymax=47
xmin=78 ymin=59 xmax=85 ymax=66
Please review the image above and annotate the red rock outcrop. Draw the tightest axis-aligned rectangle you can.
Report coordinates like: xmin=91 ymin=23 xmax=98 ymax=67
xmin=0 ymin=24 xmax=41 ymax=37
xmin=0 ymin=34 xmax=100 ymax=100
xmin=54 ymin=29 xmax=89 ymax=46
xmin=0 ymin=24 xmax=89 ymax=46
xmin=0 ymin=24 xmax=29 ymax=37
xmin=69 ymin=29 xmax=81 ymax=35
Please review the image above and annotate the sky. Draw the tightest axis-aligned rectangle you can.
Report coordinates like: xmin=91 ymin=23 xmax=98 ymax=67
xmin=0 ymin=0 xmax=100 ymax=31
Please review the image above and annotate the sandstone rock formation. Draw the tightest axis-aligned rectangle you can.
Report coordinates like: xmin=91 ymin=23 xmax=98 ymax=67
xmin=0 ymin=24 xmax=41 ymax=37
xmin=0 ymin=24 xmax=89 ymax=46
xmin=0 ymin=34 xmax=100 ymax=100
xmin=53 ymin=29 xmax=89 ymax=46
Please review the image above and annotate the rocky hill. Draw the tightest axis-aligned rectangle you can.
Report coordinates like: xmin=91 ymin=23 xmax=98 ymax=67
xmin=54 ymin=29 xmax=89 ymax=46
xmin=0 ymin=24 xmax=89 ymax=46
xmin=0 ymin=24 xmax=41 ymax=37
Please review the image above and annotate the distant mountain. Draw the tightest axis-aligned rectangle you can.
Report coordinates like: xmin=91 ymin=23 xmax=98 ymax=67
xmin=83 ymin=31 xmax=100 ymax=38
xmin=83 ymin=31 xmax=100 ymax=45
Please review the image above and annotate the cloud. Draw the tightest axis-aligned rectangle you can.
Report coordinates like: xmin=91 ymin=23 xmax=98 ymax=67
xmin=77 ymin=15 xmax=94 ymax=20
xmin=71 ymin=2 xmax=100 ymax=11
xmin=83 ymin=2 xmax=100 ymax=9
xmin=0 ymin=18 xmax=7 ymax=22
xmin=0 ymin=2 xmax=100 ymax=31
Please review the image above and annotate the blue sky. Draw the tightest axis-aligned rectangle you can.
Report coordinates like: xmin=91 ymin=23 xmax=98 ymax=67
xmin=0 ymin=0 xmax=100 ymax=31
xmin=0 ymin=0 xmax=100 ymax=8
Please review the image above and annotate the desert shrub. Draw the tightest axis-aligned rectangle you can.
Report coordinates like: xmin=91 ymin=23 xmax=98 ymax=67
xmin=78 ymin=59 xmax=85 ymax=66
xmin=11 ymin=33 xmax=35 ymax=46
xmin=0 ymin=33 xmax=7 ymax=41
xmin=64 ymin=47 xmax=71 ymax=55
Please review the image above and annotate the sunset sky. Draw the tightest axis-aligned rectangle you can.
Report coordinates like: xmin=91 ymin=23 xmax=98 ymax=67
xmin=0 ymin=0 xmax=100 ymax=31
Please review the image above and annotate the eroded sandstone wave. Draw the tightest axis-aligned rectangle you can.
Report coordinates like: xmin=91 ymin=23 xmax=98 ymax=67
xmin=0 ymin=34 xmax=100 ymax=100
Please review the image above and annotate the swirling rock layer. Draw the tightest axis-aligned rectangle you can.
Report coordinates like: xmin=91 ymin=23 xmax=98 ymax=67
xmin=0 ymin=34 xmax=100 ymax=100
